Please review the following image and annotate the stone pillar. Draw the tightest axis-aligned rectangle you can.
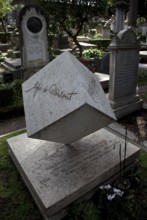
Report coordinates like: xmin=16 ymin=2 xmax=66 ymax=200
xmin=19 ymin=5 xmax=49 ymax=80
xmin=115 ymin=6 xmax=126 ymax=32
xmin=108 ymin=29 xmax=143 ymax=119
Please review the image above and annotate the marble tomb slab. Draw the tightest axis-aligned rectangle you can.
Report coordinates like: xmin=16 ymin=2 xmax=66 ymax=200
xmin=7 ymin=128 xmax=140 ymax=220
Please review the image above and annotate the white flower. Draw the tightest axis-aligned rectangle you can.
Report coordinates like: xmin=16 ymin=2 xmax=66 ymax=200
xmin=113 ymin=188 xmax=124 ymax=197
xmin=107 ymin=194 xmax=116 ymax=201
xmin=99 ymin=185 xmax=124 ymax=201
xmin=99 ymin=184 xmax=112 ymax=190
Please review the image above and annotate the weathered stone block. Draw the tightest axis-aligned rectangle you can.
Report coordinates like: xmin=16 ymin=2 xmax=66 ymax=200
xmin=22 ymin=52 xmax=116 ymax=143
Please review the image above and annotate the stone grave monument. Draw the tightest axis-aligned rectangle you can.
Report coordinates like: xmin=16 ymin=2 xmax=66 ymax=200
xmin=115 ymin=2 xmax=126 ymax=33
xmin=22 ymin=52 xmax=115 ymax=143
xmin=108 ymin=29 xmax=143 ymax=119
xmin=102 ymin=20 xmax=111 ymax=40
xmin=7 ymin=52 xmax=140 ymax=220
xmin=19 ymin=5 xmax=49 ymax=80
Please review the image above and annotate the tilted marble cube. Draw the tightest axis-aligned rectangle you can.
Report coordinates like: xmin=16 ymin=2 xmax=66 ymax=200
xmin=22 ymin=52 xmax=116 ymax=144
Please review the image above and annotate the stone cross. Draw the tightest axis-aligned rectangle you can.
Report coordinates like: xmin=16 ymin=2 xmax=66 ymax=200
xmin=114 ymin=1 xmax=127 ymax=33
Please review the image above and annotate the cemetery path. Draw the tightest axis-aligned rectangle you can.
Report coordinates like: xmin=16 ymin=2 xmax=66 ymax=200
xmin=138 ymin=85 xmax=147 ymax=104
xmin=0 ymin=116 xmax=26 ymax=136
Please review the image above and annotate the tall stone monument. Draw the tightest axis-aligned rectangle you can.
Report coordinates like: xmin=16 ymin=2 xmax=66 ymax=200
xmin=19 ymin=5 xmax=49 ymax=79
xmin=108 ymin=29 xmax=143 ymax=119
xmin=7 ymin=52 xmax=140 ymax=220
xmin=115 ymin=1 xmax=127 ymax=33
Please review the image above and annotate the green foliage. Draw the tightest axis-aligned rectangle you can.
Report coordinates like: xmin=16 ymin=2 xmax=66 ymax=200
xmin=138 ymin=72 xmax=147 ymax=85
xmin=139 ymin=150 xmax=147 ymax=181
xmin=65 ymin=201 xmax=101 ymax=220
xmin=0 ymin=80 xmax=23 ymax=107
xmin=94 ymin=33 xmax=102 ymax=40
xmin=83 ymin=48 xmax=105 ymax=59
xmin=137 ymin=17 xmax=146 ymax=25
xmin=0 ymin=0 xmax=13 ymax=18
xmin=38 ymin=0 xmax=109 ymax=35
xmin=0 ymin=54 xmax=6 ymax=62
xmin=11 ymin=80 xmax=23 ymax=105
xmin=38 ymin=0 xmax=110 ymax=56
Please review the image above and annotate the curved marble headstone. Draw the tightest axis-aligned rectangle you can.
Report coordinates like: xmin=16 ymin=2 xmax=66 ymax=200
xmin=19 ymin=5 xmax=49 ymax=69
xmin=22 ymin=52 xmax=116 ymax=144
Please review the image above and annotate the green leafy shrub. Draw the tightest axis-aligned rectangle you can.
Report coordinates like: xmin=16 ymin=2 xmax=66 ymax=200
xmin=138 ymin=72 xmax=147 ymax=85
xmin=83 ymin=48 xmax=105 ymax=59
xmin=0 ymin=54 xmax=6 ymax=62
xmin=0 ymin=84 xmax=13 ymax=107
xmin=0 ymin=80 xmax=23 ymax=107
xmin=11 ymin=79 xmax=23 ymax=104
xmin=94 ymin=33 xmax=102 ymax=40
xmin=137 ymin=17 xmax=146 ymax=25
xmin=65 ymin=201 xmax=100 ymax=220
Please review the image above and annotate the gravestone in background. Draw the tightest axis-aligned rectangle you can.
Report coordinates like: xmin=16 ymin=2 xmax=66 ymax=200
xmin=98 ymin=52 xmax=110 ymax=74
xmin=115 ymin=4 xmax=126 ymax=33
xmin=22 ymin=52 xmax=116 ymax=144
xmin=102 ymin=27 xmax=110 ymax=40
xmin=19 ymin=5 xmax=49 ymax=79
xmin=108 ymin=29 xmax=143 ymax=119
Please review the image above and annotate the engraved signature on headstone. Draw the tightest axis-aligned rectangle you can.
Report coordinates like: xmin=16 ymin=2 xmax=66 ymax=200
xmin=25 ymin=81 xmax=78 ymax=100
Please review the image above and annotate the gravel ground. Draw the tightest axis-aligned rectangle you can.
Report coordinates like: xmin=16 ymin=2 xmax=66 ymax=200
xmin=0 ymin=116 xmax=26 ymax=136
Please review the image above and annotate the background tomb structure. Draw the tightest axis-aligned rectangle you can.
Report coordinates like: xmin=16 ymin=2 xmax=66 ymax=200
xmin=7 ymin=52 xmax=140 ymax=220
xmin=108 ymin=29 xmax=143 ymax=119
xmin=19 ymin=5 xmax=49 ymax=80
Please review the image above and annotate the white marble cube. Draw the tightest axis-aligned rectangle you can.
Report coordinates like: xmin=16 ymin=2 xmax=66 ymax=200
xmin=22 ymin=52 xmax=116 ymax=143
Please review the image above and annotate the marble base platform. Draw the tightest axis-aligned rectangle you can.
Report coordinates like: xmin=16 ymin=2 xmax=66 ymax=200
xmin=7 ymin=129 xmax=140 ymax=220
xmin=95 ymin=72 xmax=109 ymax=89
xmin=113 ymin=100 xmax=143 ymax=119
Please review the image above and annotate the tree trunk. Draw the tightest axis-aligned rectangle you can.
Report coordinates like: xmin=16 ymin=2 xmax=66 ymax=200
xmin=1 ymin=18 xmax=7 ymax=43
xmin=58 ymin=19 xmax=84 ymax=57
xmin=128 ymin=0 xmax=138 ymax=27
xmin=73 ymin=37 xmax=83 ymax=58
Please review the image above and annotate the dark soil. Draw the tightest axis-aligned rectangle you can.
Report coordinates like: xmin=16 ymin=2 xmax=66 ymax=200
xmin=0 ymin=116 xmax=25 ymax=136
xmin=119 ymin=108 xmax=147 ymax=142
